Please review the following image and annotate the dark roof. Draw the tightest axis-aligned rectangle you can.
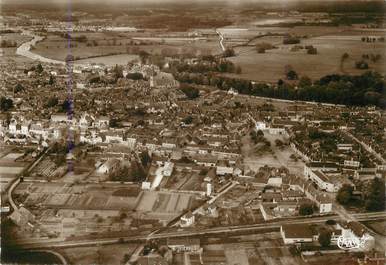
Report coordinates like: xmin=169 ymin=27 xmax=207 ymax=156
xmin=282 ymin=224 xmax=314 ymax=239
xmin=347 ymin=221 xmax=367 ymax=237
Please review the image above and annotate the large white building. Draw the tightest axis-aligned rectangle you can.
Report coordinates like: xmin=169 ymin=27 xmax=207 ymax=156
xmin=304 ymin=164 xmax=341 ymax=192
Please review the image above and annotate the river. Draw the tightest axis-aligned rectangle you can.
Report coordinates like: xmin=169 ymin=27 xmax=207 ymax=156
xmin=17 ymin=31 xmax=66 ymax=65
xmin=16 ymin=31 xmax=136 ymax=67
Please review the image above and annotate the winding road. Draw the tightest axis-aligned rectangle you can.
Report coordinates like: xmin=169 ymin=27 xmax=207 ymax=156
xmin=215 ymin=29 xmax=225 ymax=52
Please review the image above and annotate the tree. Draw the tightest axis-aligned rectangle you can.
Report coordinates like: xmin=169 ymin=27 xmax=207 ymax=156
xmin=306 ymin=45 xmax=317 ymax=54
xmin=180 ymin=84 xmax=199 ymax=99
xmin=235 ymin=66 xmax=242 ymax=74
xmin=131 ymin=162 xmax=147 ymax=182
xmin=223 ymin=48 xmax=235 ymax=58
xmin=318 ymin=229 xmax=332 ymax=247
xmin=45 ymin=96 xmax=58 ymax=108
xmin=257 ymin=47 xmax=266 ymax=53
xmin=48 ymin=75 xmax=55 ymax=85
xmin=0 ymin=39 xmax=17 ymax=48
xmin=256 ymin=42 xmax=274 ymax=53
xmin=286 ymin=70 xmax=298 ymax=80
xmin=113 ymin=64 xmax=124 ymax=79
xmin=182 ymin=115 xmax=193 ymax=124
xmin=139 ymin=50 xmax=149 ymax=64
xmin=283 ymin=35 xmax=300 ymax=45
xmin=355 ymin=60 xmax=369 ymax=70
xmin=289 ymin=154 xmax=298 ymax=161
xmin=0 ymin=97 xmax=13 ymax=111
xmin=109 ymin=118 xmax=120 ymax=128
xmin=199 ymin=168 xmax=208 ymax=175
xmin=284 ymin=65 xmax=298 ymax=80
xmin=342 ymin=53 xmax=349 ymax=60
xmin=14 ymin=83 xmax=24 ymax=93
xmin=126 ymin=72 xmax=143 ymax=80
xmin=336 ymin=184 xmax=353 ymax=205
xmin=121 ymin=254 xmax=130 ymax=264
xmin=298 ymin=76 xmax=312 ymax=87
xmin=61 ymin=99 xmax=72 ymax=113
xmin=365 ymin=177 xmax=385 ymax=211
xmin=36 ymin=63 xmax=43 ymax=74
xmin=96 ymin=249 xmax=103 ymax=265
xmin=299 ymin=203 xmax=314 ymax=215
xmin=109 ymin=166 xmax=130 ymax=182
xmin=87 ymin=74 xmax=101 ymax=84
xmin=275 ymin=139 xmax=284 ymax=147
xmin=140 ymin=151 xmax=151 ymax=168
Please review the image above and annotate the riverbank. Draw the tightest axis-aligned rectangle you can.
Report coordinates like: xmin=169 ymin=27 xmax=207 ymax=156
xmin=17 ymin=31 xmax=65 ymax=65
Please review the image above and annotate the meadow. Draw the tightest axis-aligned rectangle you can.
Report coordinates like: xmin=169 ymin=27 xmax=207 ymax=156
xmin=229 ymin=31 xmax=386 ymax=82
xmin=32 ymin=31 xmax=222 ymax=64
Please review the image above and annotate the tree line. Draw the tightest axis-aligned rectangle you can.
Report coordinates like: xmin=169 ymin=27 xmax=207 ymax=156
xmin=173 ymin=70 xmax=385 ymax=108
xmin=336 ymin=177 xmax=385 ymax=212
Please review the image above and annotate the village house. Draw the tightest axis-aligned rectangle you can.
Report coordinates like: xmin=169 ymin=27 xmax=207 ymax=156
xmin=216 ymin=160 xmax=234 ymax=176
xmin=180 ymin=211 xmax=195 ymax=227
xmin=304 ymin=163 xmax=342 ymax=192
xmin=260 ymin=201 xmax=299 ymax=220
xmin=79 ymin=112 xmax=95 ymax=128
xmin=51 ymin=113 xmax=68 ymax=123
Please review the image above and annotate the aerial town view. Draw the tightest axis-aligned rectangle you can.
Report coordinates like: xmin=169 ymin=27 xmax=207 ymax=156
xmin=0 ymin=0 xmax=385 ymax=264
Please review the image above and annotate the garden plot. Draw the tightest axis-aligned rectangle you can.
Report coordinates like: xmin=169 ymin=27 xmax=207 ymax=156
xmin=135 ymin=191 xmax=193 ymax=215
xmin=44 ymin=194 xmax=71 ymax=206
xmin=106 ymin=196 xmax=137 ymax=210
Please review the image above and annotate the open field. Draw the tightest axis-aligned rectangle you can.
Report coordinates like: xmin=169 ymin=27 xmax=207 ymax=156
xmin=62 ymin=243 xmax=139 ymax=265
xmin=200 ymin=233 xmax=305 ymax=265
xmin=14 ymin=182 xmax=141 ymax=210
xmin=0 ymin=149 xmax=30 ymax=192
xmin=0 ymin=32 xmax=35 ymax=64
xmin=32 ymin=31 xmax=222 ymax=63
xmin=1 ymin=32 xmax=33 ymax=45
xmin=362 ymin=220 xmax=386 ymax=236
xmin=74 ymin=54 xmax=138 ymax=66
xmin=241 ymin=130 xmax=305 ymax=176
xmin=135 ymin=190 xmax=194 ymax=220
xmin=230 ymin=33 xmax=386 ymax=82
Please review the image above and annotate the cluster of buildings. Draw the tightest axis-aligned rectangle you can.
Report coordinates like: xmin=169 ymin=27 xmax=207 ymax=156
xmin=281 ymin=221 xmax=375 ymax=251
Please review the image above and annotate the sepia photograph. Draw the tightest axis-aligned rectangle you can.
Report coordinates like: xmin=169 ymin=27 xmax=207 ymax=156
xmin=0 ymin=0 xmax=385 ymax=264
